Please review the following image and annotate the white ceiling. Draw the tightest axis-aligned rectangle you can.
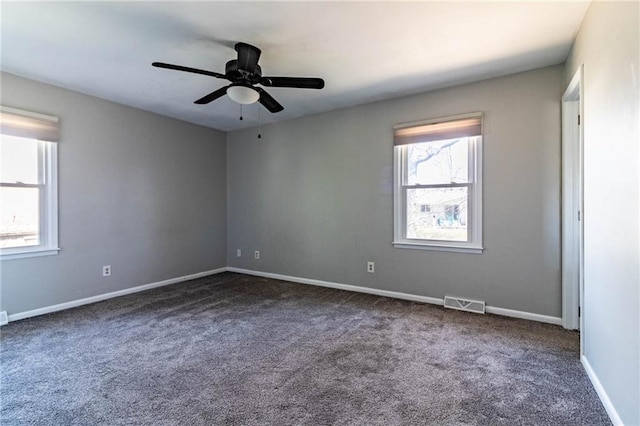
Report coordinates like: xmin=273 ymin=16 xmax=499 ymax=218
xmin=1 ymin=1 xmax=589 ymax=132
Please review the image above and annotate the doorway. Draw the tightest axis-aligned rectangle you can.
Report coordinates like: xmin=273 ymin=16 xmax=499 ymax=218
xmin=561 ymin=66 xmax=584 ymax=352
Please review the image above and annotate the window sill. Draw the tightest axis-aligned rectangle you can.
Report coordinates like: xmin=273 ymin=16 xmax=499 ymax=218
xmin=392 ymin=241 xmax=483 ymax=254
xmin=1 ymin=248 xmax=60 ymax=260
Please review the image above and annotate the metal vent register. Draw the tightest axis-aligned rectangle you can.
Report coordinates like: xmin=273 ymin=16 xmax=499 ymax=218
xmin=443 ymin=296 xmax=485 ymax=314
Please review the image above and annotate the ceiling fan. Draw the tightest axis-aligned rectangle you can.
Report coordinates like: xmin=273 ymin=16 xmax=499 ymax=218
xmin=152 ymin=42 xmax=325 ymax=113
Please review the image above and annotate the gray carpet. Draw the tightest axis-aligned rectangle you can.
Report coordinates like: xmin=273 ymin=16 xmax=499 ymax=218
xmin=1 ymin=272 xmax=610 ymax=425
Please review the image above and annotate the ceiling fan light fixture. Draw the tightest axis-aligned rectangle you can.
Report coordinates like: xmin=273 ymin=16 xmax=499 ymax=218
xmin=227 ymin=85 xmax=259 ymax=104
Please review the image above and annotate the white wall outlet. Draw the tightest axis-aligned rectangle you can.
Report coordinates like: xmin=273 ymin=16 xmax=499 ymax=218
xmin=102 ymin=265 xmax=111 ymax=277
xmin=254 ymin=250 xmax=260 ymax=259
xmin=367 ymin=262 xmax=375 ymax=273
xmin=236 ymin=249 xmax=242 ymax=257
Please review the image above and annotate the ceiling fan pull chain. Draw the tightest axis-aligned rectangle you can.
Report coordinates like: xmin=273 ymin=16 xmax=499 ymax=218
xmin=257 ymin=104 xmax=262 ymax=139
xmin=240 ymin=104 xmax=243 ymax=121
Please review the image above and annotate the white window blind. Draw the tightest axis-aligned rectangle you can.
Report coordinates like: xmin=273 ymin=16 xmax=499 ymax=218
xmin=394 ymin=116 xmax=481 ymax=146
xmin=0 ymin=106 xmax=59 ymax=143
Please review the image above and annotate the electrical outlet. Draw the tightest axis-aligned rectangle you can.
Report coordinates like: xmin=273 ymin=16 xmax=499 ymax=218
xmin=254 ymin=250 xmax=260 ymax=259
xmin=236 ymin=249 xmax=241 ymax=257
xmin=102 ymin=265 xmax=111 ymax=277
xmin=367 ymin=262 xmax=375 ymax=273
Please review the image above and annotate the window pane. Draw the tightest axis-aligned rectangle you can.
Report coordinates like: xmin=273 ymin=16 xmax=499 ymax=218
xmin=406 ymin=138 xmax=468 ymax=185
xmin=1 ymin=136 xmax=39 ymax=184
xmin=406 ymin=187 xmax=468 ymax=241
xmin=0 ymin=187 xmax=40 ymax=248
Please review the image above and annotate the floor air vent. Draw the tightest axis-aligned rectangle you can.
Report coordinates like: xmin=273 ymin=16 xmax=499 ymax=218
xmin=443 ymin=296 xmax=485 ymax=314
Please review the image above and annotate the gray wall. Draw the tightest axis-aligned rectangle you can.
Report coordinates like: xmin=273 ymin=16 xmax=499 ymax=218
xmin=564 ymin=2 xmax=639 ymax=424
xmin=227 ymin=65 xmax=563 ymax=317
xmin=0 ymin=72 xmax=227 ymax=315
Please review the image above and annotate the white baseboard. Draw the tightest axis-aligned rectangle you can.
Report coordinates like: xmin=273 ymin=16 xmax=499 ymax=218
xmin=7 ymin=267 xmax=227 ymax=323
xmin=581 ymin=355 xmax=623 ymax=426
xmin=226 ymin=267 xmax=563 ymax=326
xmin=485 ymin=306 xmax=562 ymax=325
xmin=0 ymin=311 xmax=8 ymax=326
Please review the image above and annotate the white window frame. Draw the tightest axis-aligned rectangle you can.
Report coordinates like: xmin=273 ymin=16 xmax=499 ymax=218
xmin=393 ymin=113 xmax=483 ymax=254
xmin=1 ymin=107 xmax=59 ymax=260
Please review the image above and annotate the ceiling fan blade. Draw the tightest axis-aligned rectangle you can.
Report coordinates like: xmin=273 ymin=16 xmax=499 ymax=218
xmin=256 ymin=87 xmax=284 ymax=113
xmin=194 ymin=86 xmax=229 ymax=104
xmin=235 ymin=43 xmax=261 ymax=74
xmin=152 ymin=62 xmax=227 ymax=79
xmin=260 ymin=76 xmax=325 ymax=90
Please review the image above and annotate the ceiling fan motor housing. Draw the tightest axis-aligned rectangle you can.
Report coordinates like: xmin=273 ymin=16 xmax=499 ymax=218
xmin=225 ymin=59 xmax=262 ymax=84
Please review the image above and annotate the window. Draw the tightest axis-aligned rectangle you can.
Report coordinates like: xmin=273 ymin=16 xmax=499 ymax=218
xmin=1 ymin=106 xmax=59 ymax=260
xmin=393 ymin=113 xmax=483 ymax=253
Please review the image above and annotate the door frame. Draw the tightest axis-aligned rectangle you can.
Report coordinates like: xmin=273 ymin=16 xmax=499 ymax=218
xmin=561 ymin=66 xmax=584 ymax=346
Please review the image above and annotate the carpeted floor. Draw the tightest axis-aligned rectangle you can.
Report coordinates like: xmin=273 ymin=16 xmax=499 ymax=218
xmin=1 ymin=272 xmax=610 ymax=425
